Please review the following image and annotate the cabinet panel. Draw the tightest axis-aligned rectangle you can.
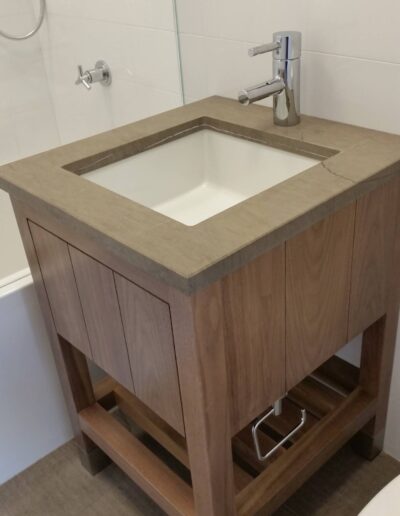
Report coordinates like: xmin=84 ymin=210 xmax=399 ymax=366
xmin=286 ymin=204 xmax=356 ymax=390
xmin=221 ymin=246 xmax=286 ymax=434
xmin=69 ymin=247 xmax=134 ymax=391
xmin=115 ymin=274 xmax=184 ymax=435
xmin=349 ymin=177 xmax=400 ymax=339
xmin=29 ymin=222 xmax=91 ymax=357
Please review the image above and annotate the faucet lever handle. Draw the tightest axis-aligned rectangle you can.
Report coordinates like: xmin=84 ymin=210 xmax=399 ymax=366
xmin=248 ymin=41 xmax=281 ymax=57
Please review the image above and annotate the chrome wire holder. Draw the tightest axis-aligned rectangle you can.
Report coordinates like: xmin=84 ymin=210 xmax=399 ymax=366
xmin=252 ymin=399 xmax=307 ymax=461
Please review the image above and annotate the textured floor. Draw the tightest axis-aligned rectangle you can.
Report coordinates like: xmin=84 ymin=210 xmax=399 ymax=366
xmin=0 ymin=440 xmax=399 ymax=516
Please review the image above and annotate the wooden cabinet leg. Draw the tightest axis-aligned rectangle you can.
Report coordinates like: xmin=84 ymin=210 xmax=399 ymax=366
xmin=354 ymin=311 xmax=400 ymax=459
xmin=58 ymin=337 xmax=110 ymax=473
xmin=354 ymin=199 xmax=400 ymax=460
xmin=170 ymin=286 xmax=237 ymax=516
xmin=12 ymin=199 xmax=109 ymax=474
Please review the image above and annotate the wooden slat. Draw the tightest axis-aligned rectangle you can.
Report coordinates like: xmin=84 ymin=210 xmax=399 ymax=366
xmin=115 ymin=274 xmax=184 ymax=435
xmin=349 ymin=178 xmax=400 ymax=339
xmin=286 ymin=204 xmax=356 ymax=390
xmin=79 ymin=404 xmax=195 ymax=516
xmin=69 ymin=246 xmax=134 ymax=391
xmin=94 ymin=376 xmax=117 ymax=411
xmin=114 ymin=384 xmax=253 ymax=492
xmin=29 ymin=222 xmax=92 ymax=357
xmin=289 ymin=376 xmax=345 ymax=419
xmin=221 ymin=246 xmax=286 ymax=434
xmin=236 ymin=388 xmax=377 ymax=515
xmin=115 ymin=385 xmax=188 ymax=466
xmin=313 ymin=355 xmax=359 ymax=394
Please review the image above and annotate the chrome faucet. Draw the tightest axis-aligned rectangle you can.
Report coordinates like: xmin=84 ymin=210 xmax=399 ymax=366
xmin=238 ymin=31 xmax=301 ymax=126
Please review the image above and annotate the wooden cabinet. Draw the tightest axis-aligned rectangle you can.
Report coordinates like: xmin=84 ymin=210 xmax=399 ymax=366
xmin=285 ymin=204 xmax=356 ymax=390
xmin=69 ymin=247 xmax=134 ymax=391
xmin=28 ymin=177 xmax=399 ymax=443
xmin=115 ymin=274 xmax=184 ymax=434
xmin=29 ymin=222 xmax=91 ymax=357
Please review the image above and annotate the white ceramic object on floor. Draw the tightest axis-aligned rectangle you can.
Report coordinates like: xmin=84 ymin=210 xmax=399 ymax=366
xmin=85 ymin=129 xmax=319 ymax=226
xmin=359 ymin=475 xmax=400 ymax=515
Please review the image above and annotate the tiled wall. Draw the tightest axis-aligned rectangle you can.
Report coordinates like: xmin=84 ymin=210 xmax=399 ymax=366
xmin=36 ymin=0 xmax=183 ymax=144
xmin=0 ymin=0 xmax=59 ymax=278
xmin=176 ymin=0 xmax=400 ymax=134
xmin=176 ymin=0 xmax=400 ymax=460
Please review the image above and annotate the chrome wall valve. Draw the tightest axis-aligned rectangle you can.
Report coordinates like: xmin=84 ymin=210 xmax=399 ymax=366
xmin=75 ymin=60 xmax=112 ymax=90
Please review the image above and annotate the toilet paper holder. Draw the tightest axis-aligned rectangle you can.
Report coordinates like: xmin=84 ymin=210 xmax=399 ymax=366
xmin=252 ymin=398 xmax=307 ymax=461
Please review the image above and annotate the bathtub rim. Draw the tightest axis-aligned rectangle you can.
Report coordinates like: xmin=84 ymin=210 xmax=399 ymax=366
xmin=0 ymin=268 xmax=32 ymax=296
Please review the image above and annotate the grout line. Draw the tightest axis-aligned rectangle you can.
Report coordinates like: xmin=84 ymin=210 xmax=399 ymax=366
xmin=46 ymin=11 xmax=176 ymax=35
xmin=172 ymin=0 xmax=186 ymax=105
xmin=178 ymin=32 xmax=400 ymax=67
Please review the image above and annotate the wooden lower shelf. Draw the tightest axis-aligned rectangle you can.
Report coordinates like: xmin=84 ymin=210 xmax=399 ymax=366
xmin=86 ymin=360 xmax=376 ymax=516
xmin=79 ymin=404 xmax=195 ymax=516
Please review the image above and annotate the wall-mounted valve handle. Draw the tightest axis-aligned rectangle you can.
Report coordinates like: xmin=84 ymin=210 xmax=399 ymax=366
xmin=75 ymin=60 xmax=112 ymax=91
xmin=75 ymin=65 xmax=92 ymax=90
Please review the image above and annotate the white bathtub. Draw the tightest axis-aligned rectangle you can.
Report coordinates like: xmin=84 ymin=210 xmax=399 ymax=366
xmin=0 ymin=260 xmax=73 ymax=485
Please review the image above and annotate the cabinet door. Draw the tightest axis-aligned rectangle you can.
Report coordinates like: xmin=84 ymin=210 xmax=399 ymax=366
xmin=29 ymin=223 xmax=91 ymax=357
xmin=69 ymin=247 xmax=134 ymax=391
xmin=286 ymin=204 xmax=356 ymax=390
xmin=115 ymin=274 xmax=184 ymax=435
xmin=349 ymin=177 xmax=400 ymax=339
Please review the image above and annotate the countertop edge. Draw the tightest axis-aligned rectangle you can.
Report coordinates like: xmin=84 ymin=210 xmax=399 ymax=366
xmin=5 ymin=163 xmax=399 ymax=295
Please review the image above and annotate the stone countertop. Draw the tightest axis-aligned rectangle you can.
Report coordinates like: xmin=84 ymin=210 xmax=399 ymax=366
xmin=1 ymin=96 xmax=400 ymax=293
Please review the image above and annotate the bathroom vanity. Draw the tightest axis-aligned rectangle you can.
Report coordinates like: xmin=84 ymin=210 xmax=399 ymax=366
xmin=0 ymin=97 xmax=399 ymax=515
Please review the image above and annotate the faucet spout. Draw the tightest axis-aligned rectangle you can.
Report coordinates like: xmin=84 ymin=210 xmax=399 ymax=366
xmin=238 ymin=77 xmax=285 ymax=106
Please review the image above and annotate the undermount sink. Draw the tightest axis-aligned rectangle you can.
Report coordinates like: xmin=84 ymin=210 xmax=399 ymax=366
xmin=84 ymin=129 xmax=320 ymax=226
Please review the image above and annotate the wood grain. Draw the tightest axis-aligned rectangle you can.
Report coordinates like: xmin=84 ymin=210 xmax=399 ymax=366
xmin=221 ymin=246 xmax=286 ymax=434
xmin=93 ymin=376 xmax=117 ymax=411
xmin=79 ymin=403 xmax=195 ymax=516
xmin=115 ymin=385 xmax=188 ymax=466
xmin=313 ymin=355 xmax=359 ymax=394
xmin=115 ymin=274 xmax=184 ymax=435
xmin=69 ymin=246 xmax=134 ymax=391
xmin=236 ymin=388 xmax=377 ymax=515
xmin=29 ymin=222 xmax=91 ymax=357
xmin=349 ymin=177 xmax=400 ymax=339
xmin=170 ymin=287 xmax=237 ymax=516
xmin=286 ymin=204 xmax=356 ymax=390
xmin=356 ymin=186 xmax=400 ymax=454
xmin=12 ymin=202 xmax=109 ymax=473
xmin=114 ymin=384 xmax=252 ymax=492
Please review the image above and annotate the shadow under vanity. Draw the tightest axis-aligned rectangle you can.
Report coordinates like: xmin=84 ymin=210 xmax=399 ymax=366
xmin=0 ymin=97 xmax=399 ymax=515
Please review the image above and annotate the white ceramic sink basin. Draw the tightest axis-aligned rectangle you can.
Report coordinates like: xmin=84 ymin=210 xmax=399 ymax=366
xmin=85 ymin=129 xmax=319 ymax=226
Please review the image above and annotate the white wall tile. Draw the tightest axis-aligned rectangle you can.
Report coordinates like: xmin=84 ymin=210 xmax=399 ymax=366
xmin=39 ymin=4 xmax=182 ymax=144
xmin=180 ymin=34 xmax=273 ymax=105
xmin=44 ymin=0 xmax=176 ymax=31
xmin=301 ymin=52 xmax=400 ymax=133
